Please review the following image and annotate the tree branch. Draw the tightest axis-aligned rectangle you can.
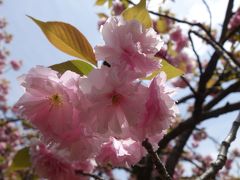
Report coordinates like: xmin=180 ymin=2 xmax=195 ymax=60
xmin=165 ymin=129 xmax=193 ymax=176
xmin=202 ymin=0 xmax=212 ymax=31
xmin=180 ymin=76 xmax=197 ymax=97
xmin=158 ymin=102 xmax=240 ymax=151
xmin=75 ymin=170 xmax=104 ymax=180
xmin=142 ymin=139 xmax=171 ymax=180
xmin=190 ymin=30 xmax=240 ymax=68
xmin=204 ymin=80 xmax=240 ymax=110
xmin=198 ymin=111 xmax=240 ymax=180
xmin=176 ymin=94 xmax=194 ymax=105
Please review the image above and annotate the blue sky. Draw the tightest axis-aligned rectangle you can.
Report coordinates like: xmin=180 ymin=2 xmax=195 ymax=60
xmin=1 ymin=0 xmax=240 ymax=177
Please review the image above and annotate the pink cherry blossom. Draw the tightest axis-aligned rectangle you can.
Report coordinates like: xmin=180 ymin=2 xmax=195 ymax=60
xmin=112 ymin=1 xmax=126 ymax=16
xmin=80 ymin=67 xmax=147 ymax=135
xmin=55 ymin=128 xmax=102 ymax=161
xmin=10 ymin=60 xmax=22 ymax=70
xmin=15 ymin=66 xmax=86 ymax=142
xmin=96 ymin=137 xmax=144 ymax=166
xmin=30 ymin=143 xmax=80 ymax=180
xmin=170 ymin=28 xmax=188 ymax=52
xmin=95 ymin=17 xmax=163 ymax=77
xmin=133 ymin=73 xmax=177 ymax=141
xmin=228 ymin=8 xmax=240 ymax=30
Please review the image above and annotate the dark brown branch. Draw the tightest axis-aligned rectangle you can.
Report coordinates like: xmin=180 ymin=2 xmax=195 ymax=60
xmin=198 ymin=112 xmax=240 ymax=180
xmin=198 ymin=0 xmax=235 ymax=93
xmin=142 ymin=139 xmax=171 ymax=180
xmin=176 ymin=94 xmax=194 ymax=104
xmin=204 ymin=80 xmax=240 ymax=110
xmin=165 ymin=129 xmax=193 ymax=176
xmin=219 ymin=0 xmax=234 ymax=42
xmin=158 ymin=102 xmax=240 ymax=151
xmin=190 ymin=30 xmax=240 ymax=68
xmin=75 ymin=170 xmax=104 ymax=180
xmin=181 ymin=76 xmax=197 ymax=96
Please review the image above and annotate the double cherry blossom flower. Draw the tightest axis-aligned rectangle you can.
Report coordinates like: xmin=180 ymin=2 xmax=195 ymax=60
xmin=16 ymin=17 xmax=177 ymax=179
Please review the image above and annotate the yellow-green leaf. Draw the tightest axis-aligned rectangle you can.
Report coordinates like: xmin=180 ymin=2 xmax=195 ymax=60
xmin=10 ymin=147 xmax=31 ymax=171
xmin=29 ymin=16 xmax=96 ymax=65
xmin=95 ymin=0 xmax=107 ymax=5
xmin=156 ymin=19 xmax=168 ymax=34
xmin=50 ymin=60 xmax=94 ymax=76
xmin=97 ymin=13 xmax=108 ymax=19
xmin=121 ymin=0 xmax=129 ymax=7
xmin=145 ymin=59 xmax=184 ymax=80
xmin=122 ymin=0 xmax=152 ymax=28
xmin=108 ymin=0 xmax=113 ymax=8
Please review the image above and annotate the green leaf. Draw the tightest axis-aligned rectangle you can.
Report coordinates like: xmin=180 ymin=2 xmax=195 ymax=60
xmin=50 ymin=60 xmax=94 ymax=75
xmin=95 ymin=0 xmax=107 ymax=5
xmin=145 ymin=59 xmax=184 ymax=80
xmin=28 ymin=16 xmax=96 ymax=65
xmin=122 ymin=0 xmax=152 ymax=28
xmin=10 ymin=147 xmax=31 ymax=171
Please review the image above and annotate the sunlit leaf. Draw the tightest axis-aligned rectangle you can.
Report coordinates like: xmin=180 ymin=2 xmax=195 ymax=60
xmin=108 ymin=0 xmax=113 ymax=8
xmin=122 ymin=0 xmax=152 ymax=28
xmin=156 ymin=19 xmax=168 ymax=34
xmin=121 ymin=0 xmax=129 ymax=7
xmin=10 ymin=147 xmax=31 ymax=171
xmin=29 ymin=16 xmax=96 ymax=65
xmin=95 ymin=0 xmax=107 ymax=5
xmin=97 ymin=13 xmax=108 ymax=19
xmin=50 ymin=60 xmax=94 ymax=76
xmin=145 ymin=59 xmax=184 ymax=80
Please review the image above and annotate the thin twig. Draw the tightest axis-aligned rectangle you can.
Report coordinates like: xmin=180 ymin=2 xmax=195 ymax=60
xmin=190 ymin=30 xmax=240 ymax=68
xmin=181 ymin=76 xmax=197 ymax=97
xmin=201 ymin=0 xmax=212 ymax=32
xmin=75 ymin=170 xmax=104 ymax=180
xmin=176 ymin=94 xmax=194 ymax=104
xmin=198 ymin=111 xmax=240 ymax=180
xmin=142 ymin=139 xmax=171 ymax=180
xmin=188 ymin=31 xmax=203 ymax=75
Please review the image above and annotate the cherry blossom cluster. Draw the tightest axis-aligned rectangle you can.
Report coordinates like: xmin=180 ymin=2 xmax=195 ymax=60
xmin=228 ymin=8 xmax=240 ymax=30
xmin=0 ymin=123 xmax=22 ymax=171
xmin=16 ymin=17 xmax=177 ymax=179
xmin=153 ymin=17 xmax=196 ymax=88
xmin=0 ymin=3 xmax=22 ymax=114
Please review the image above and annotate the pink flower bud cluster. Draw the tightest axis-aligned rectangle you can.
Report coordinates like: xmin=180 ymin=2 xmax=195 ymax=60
xmin=155 ymin=26 xmax=195 ymax=89
xmin=170 ymin=28 xmax=188 ymax=52
xmin=0 ymin=123 xmax=22 ymax=171
xmin=228 ymin=8 xmax=240 ymax=30
xmin=16 ymin=17 xmax=177 ymax=179
xmin=0 ymin=4 xmax=22 ymax=115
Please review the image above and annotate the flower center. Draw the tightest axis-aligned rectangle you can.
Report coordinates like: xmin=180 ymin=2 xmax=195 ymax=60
xmin=111 ymin=93 xmax=123 ymax=105
xmin=49 ymin=94 xmax=62 ymax=106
